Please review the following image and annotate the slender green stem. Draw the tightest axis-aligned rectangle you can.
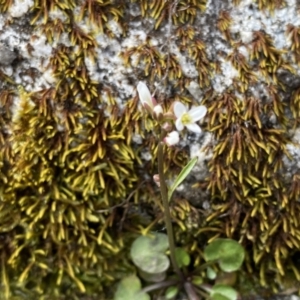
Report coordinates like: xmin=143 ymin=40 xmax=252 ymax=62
xmin=157 ymin=141 xmax=182 ymax=279
xmin=193 ymin=260 xmax=216 ymax=273
xmin=139 ymin=279 xmax=178 ymax=294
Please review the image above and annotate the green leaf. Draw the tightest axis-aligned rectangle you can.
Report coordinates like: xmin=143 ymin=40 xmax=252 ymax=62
xmin=210 ymin=284 xmax=238 ymax=300
xmin=136 ymin=252 xmax=169 ymax=274
xmin=114 ymin=275 xmax=150 ymax=300
xmin=211 ymin=294 xmax=233 ymax=300
xmin=165 ymin=286 xmax=179 ymax=299
xmin=191 ymin=276 xmax=203 ymax=285
xmin=206 ymin=266 xmax=217 ymax=280
xmin=175 ymin=247 xmax=190 ymax=268
xmin=138 ymin=269 xmax=166 ymax=283
xmin=131 ymin=233 xmax=169 ymax=255
xmin=204 ymin=239 xmax=245 ymax=272
xmin=168 ymin=157 xmax=198 ymax=201
xmin=130 ymin=233 xmax=170 ymax=274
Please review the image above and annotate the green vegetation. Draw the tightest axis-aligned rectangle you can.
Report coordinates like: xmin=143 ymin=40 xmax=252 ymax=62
xmin=0 ymin=0 xmax=299 ymax=298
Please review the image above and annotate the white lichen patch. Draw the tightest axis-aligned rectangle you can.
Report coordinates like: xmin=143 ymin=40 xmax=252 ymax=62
xmin=141 ymin=151 xmax=152 ymax=161
xmin=170 ymin=43 xmax=198 ymax=78
xmin=212 ymin=58 xmax=240 ymax=94
xmin=8 ymin=0 xmax=34 ymax=18
xmin=48 ymin=8 xmax=69 ymax=22
xmin=0 ymin=21 xmax=57 ymax=115
xmin=132 ymin=133 xmax=143 ymax=145
xmin=230 ymin=0 xmax=300 ymax=50
xmin=189 ymin=133 xmax=213 ymax=178
xmin=186 ymin=81 xmax=204 ymax=101
xmin=107 ymin=20 xmax=123 ymax=37
xmin=284 ymin=128 xmax=300 ymax=172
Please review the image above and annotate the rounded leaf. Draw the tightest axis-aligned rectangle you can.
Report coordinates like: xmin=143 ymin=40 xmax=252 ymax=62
xmin=207 ymin=266 xmax=217 ymax=280
xmin=139 ymin=269 xmax=166 ymax=283
xmin=114 ymin=275 xmax=150 ymax=300
xmin=130 ymin=233 xmax=170 ymax=274
xmin=131 ymin=233 xmax=169 ymax=257
xmin=135 ymin=252 xmax=169 ymax=274
xmin=204 ymin=239 xmax=245 ymax=272
xmin=210 ymin=284 xmax=238 ymax=300
xmin=165 ymin=286 xmax=179 ymax=299
xmin=175 ymin=247 xmax=190 ymax=268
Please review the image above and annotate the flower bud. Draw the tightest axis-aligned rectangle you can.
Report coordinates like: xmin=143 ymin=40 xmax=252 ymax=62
xmin=153 ymin=104 xmax=163 ymax=121
xmin=153 ymin=174 xmax=161 ymax=187
xmin=137 ymin=82 xmax=157 ymax=115
xmin=164 ymin=131 xmax=180 ymax=146
xmin=162 ymin=122 xmax=172 ymax=132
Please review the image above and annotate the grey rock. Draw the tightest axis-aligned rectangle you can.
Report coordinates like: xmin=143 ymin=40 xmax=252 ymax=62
xmin=0 ymin=43 xmax=17 ymax=65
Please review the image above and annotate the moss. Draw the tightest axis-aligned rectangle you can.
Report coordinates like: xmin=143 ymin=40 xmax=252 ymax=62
xmin=30 ymin=0 xmax=76 ymax=25
xmin=133 ymin=0 xmax=206 ymax=29
xmin=78 ymin=0 xmax=126 ymax=35
xmin=0 ymin=0 xmax=12 ymax=12
xmin=217 ymin=10 xmax=232 ymax=42
xmin=201 ymin=88 xmax=300 ymax=290
xmin=0 ymin=0 xmax=300 ymax=298
xmin=286 ymin=24 xmax=300 ymax=65
xmin=249 ymin=30 xmax=294 ymax=86
xmin=255 ymin=0 xmax=286 ymax=12
xmin=227 ymin=46 xmax=257 ymax=93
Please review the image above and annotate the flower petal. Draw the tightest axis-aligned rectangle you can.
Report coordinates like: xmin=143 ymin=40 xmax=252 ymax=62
xmin=175 ymin=118 xmax=184 ymax=131
xmin=174 ymin=101 xmax=187 ymax=118
xmin=186 ymin=123 xmax=202 ymax=133
xmin=164 ymin=131 xmax=180 ymax=146
xmin=189 ymin=106 xmax=207 ymax=122
xmin=137 ymin=82 xmax=153 ymax=109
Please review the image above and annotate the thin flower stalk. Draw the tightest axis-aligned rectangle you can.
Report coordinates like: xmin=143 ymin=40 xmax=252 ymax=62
xmin=158 ymin=135 xmax=182 ymax=279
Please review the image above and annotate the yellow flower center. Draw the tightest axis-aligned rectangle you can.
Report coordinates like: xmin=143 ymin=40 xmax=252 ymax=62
xmin=181 ymin=113 xmax=192 ymax=125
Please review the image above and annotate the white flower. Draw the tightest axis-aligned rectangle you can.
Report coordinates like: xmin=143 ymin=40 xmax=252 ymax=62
xmin=137 ymin=81 xmax=157 ymax=112
xmin=164 ymin=131 xmax=180 ymax=146
xmin=173 ymin=101 xmax=207 ymax=133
